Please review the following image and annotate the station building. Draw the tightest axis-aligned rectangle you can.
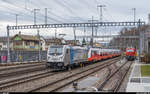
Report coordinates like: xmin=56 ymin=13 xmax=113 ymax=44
xmin=11 ymin=32 xmax=44 ymax=51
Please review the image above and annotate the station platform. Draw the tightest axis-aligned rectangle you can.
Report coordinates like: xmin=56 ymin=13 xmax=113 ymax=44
xmin=126 ymin=60 xmax=150 ymax=92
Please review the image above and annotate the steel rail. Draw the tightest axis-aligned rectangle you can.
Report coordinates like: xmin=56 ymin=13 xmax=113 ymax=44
xmin=0 ymin=63 xmax=44 ymax=72
xmin=113 ymin=61 xmax=132 ymax=92
xmin=0 ymin=65 xmax=46 ymax=80
xmin=97 ymin=61 xmax=132 ymax=92
xmin=0 ymin=71 xmax=55 ymax=90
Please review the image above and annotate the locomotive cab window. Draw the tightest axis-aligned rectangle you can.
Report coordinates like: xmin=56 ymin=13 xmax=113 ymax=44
xmin=49 ymin=45 xmax=63 ymax=55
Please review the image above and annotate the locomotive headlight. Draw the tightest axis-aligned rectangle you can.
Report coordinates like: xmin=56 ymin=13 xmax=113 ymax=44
xmin=59 ymin=56 xmax=64 ymax=61
xmin=48 ymin=56 xmax=51 ymax=60
xmin=58 ymin=63 xmax=63 ymax=66
xmin=47 ymin=56 xmax=52 ymax=61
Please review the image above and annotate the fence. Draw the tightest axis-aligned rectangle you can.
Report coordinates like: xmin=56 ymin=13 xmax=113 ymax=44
xmin=0 ymin=51 xmax=47 ymax=63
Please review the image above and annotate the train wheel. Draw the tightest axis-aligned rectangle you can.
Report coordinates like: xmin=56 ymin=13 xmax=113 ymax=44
xmin=45 ymin=64 xmax=49 ymax=68
xmin=62 ymin=66 xmax=66 ymax=70
xmin=68 ymin=66 xmax=72 ymax=71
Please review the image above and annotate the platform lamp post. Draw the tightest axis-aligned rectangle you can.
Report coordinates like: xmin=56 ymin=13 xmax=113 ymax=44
xmin=73 ymin=27 xmax=77 ymax=46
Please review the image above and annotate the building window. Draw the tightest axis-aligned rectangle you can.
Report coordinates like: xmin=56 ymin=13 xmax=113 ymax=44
xmin=14 ymin=41 xmax=22 ymax=45
xmin=3 ymin=42 xmax=6 ymax=45
xmin=34 ymin=41 xmax=39 ymax=45
xmin=25 ymin=41 xmax=30 ymax=46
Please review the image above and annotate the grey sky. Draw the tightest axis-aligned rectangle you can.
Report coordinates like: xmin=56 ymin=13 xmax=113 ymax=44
xmin=0 ymin=0 xmax=149 ymax=40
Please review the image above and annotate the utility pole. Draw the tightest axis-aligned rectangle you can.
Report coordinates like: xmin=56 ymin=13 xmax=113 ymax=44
xmin=91 ymin=16 xmax=94 ymax=47
xmin=25 ymin=0 xmax=28 ymax=9
xmin=97 ymin=5 xmax=106 ymax=48
xmin=73 ymin=27 xmax=76 ymax=46
xmin=84 ymin=26 xmax=87 ymax=43
xmin=15 ymin=14 xmax=19 ymax=26
xmin=132 ymin=8 xmax=136 ymax=48
xmin=97 ymin=5 xmax=106 ymax=22
xmin=138 ymin=19 xmax=141 ymax=62
xmin=88 ymin=17 xmax=98 ymax=47
xmin=34 ymin=9 xmax=40 ymax=25
xmin=55 ymin=28 xmax=57 ymax=39
xmin=7 ymin=25 xmax=10 ymax=63
xmin=25 ymin=0 xmax=30 ymax=9
xmin=45 ymin=8 xmax=48 ymax=24
xmin=132 ymin=8 xmax=136 ymax=22
xmin=37 ymin=29 xmax=41 ymax=62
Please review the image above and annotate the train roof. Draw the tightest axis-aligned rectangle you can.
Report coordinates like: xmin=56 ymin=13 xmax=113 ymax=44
xmin=89 ymin=48 xmax=120 ymax=52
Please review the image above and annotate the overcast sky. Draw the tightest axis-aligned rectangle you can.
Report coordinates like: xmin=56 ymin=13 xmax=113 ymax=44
xmin=0 ymin=0 xmax=149 ymax=40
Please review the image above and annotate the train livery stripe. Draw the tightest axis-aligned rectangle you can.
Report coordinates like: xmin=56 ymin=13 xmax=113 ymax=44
xmin=70 ymin=46 xmax=74 ymax=64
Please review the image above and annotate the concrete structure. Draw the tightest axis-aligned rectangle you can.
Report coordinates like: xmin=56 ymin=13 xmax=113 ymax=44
xmin=126 ymin=61 xmax=150 ymax=92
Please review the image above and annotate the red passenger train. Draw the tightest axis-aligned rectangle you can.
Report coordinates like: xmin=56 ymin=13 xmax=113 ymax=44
xmin=125 ymin=48 xmax=136 ymax=61
xmin=88 ymin=48 xmax=121 ymax=62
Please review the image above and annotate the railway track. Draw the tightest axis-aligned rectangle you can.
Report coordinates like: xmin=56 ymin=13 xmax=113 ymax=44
xmin=97 ymin=61 xmax=132 ymax=92
xmin=26 ymin=57 xmax=121 ymax=92
xmin=0 ymin=57 xmax=120 ymax=92
xmin=0 ymin=64 xmax=46 ymax=80
xmin=0 ymin=70 xmax=56 ymax=90
xmin=0 ymin=62 xmax=44 ymax=72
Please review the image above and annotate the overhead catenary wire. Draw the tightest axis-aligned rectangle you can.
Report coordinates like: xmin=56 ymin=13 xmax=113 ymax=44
xmin=1 ymin=0 xmax=63 ymax=23
xmin=0 ymin=0 xmax=101 ymax=24
xmin=53 ymin=0 xmax=86 ymax=22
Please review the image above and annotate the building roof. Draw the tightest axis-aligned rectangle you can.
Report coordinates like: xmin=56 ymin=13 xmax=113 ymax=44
xmin=65 ymin=40 xmax=80 ymax=45
xmin=45 ymin=38 xmax=65 ymax=44
xmin=0 ymin=37 xmax=13 ymax=42
xmin=12 ymin=34 xmax=39 ymax=41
